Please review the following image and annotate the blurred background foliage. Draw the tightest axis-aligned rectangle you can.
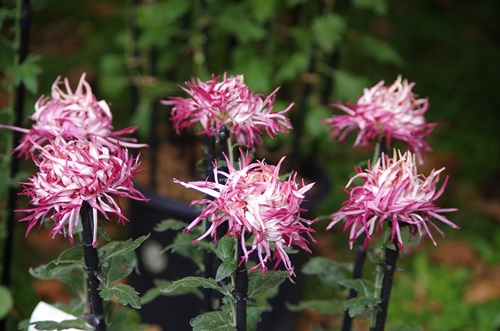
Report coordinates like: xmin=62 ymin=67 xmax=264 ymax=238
xmin=1 ymin=0 xmax=499 ymax=330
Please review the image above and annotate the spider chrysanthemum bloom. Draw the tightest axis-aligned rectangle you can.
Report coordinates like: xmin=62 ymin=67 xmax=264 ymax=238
xmin=327 ymin=150 xmax=458 ymax=250
xmin=17 ymin=136 xmax=147 ymax=246
xmin=5 ymin=73 xmax=145 ymax=157
xmin=162 ymin=74 xmax=293 ymax=148
xmin=175 ymin=153 xmax=316 ymax=275
xmin=322 ymin=76 xmax=436 ymax=162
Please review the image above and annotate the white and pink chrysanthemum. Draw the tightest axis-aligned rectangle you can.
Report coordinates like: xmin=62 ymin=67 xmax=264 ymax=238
xmin=162 ymin=74 xmax=293 ymax=148
xmin=17 ymin=136 xmax=147 ymax=246
xmin=2 ymin=73 xmax=145 ymax=157
xmin=327 ymin=150 xmax=458 ymax=251
xmin=175 ymin=152 xmax=316 ymax=275
xmin=322 ymin=76 xmax=436 ymax=162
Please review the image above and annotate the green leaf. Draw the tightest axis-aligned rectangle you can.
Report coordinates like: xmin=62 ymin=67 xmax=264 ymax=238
xmin=167 ymin=231 xmax=215 ymax=270
xmin=97 ymin=226 xmax=111 ymax=242
xmin=161 ymin=276 xmax=229 ymax=296
xmin=215 ymin=6 xmax=266 ymax=43
xmin=154 ymin=218 xmax=187 ymax=232
xmin=100 ymin=249 xmax=137 ymax=285
xmin=359 ymin=35 xmax=404 ymax=66
xmin=107 ymin=305 xmax=147 ymax=331
xmin=11 ymin=54 xmax=42 ymax=93
xmin=29 ymin=263 xmax=84 ymax=295
xmin=301 ymin=257 xmax=352 ymax=287
xmin=216 ymin=236 xmax=235 ymax=261
xmin=286 ymin=299 xmax=343 ymax=315
xmin=0 ymin=285 xmax=13 ymax=319
xmin=312 ymin=14 xmax=346 ymax=53
xmin=343 ymin=297 xmax=380 ymax=318
xmin=190 ymin=311 xmax=235 ymax=331
xmin=99 ymin=235 xmax=149 ymax=264
xmin=141 ymin=279 xmax=202 ymax=305
xmin=100 ymin=283 xmax=141 ymax=309
xmin=57 ymin=246 xmax=84 ymax=264
xmin=247 ymin=270 xmax=289 ymax=297
xmin=215 ymin=260 xmax=236 ymax=282
xmin=29 ymin=319 xmax=92 ymax=330
xmin=338 ymin=279 xmax=375 ymax=297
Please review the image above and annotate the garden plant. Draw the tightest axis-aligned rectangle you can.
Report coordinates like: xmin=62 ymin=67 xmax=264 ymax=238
xmin=1 ymin=0 xmax=498 ymax=330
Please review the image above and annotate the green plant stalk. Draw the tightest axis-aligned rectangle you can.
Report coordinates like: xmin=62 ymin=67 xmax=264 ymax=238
xmin=370 ymin=227 xmax=391 ymax=329
xmin=80 ymin=204 xmax=106 ymax=331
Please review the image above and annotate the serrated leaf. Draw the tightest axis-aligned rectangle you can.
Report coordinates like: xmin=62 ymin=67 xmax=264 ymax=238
xmin=312 ymin=14 xmax=346 ymax=53
xmin=100 ymin=250 xmax=137 ymax=285
xmin=161 ymin=276 xmax=229 ymax=296
xmin=29 ymin=319 xmax=92 ymax=330
xmin=286 ymin=299 xmax=343 ymax=315
xmin=215 ymin=260 xmax=236 ymax=282
xmin=338 ymin=279 xmax=375 ymax=296
xmin=100 ymin=283 xmax=141 ymax=309
xmin=216 ymin=236 xmax=235 ymax=261
xmin=154 ymin=218 xmax=187 ymax=232
xmin=247 ymin=270 xmax=289 ymax=297
xmin=99 ymin=234 xmax=149 ymax=264
xmin=0 ymin=285 xmax=13 ymax=319
xmin=190 ymin=311 xmax=235 ymax=331
xmin=343 ymin=297 xmax=380 ymax=318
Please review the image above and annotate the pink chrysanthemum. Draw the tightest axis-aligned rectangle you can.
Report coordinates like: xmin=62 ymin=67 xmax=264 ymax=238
xmin=322 ymin=76 xmax=436 ymax=162
xmin=17 ymin=136 xmax=147 ymax=246
xmin=2 ymin=73 xmax=145 ymax=157
xmin=327 ymin=150 xmax=458 ymax=250
xmin=175 ymin=152 xmax=316 ymax=275
xmin=162 ymin=74 xmax=293 ymax=148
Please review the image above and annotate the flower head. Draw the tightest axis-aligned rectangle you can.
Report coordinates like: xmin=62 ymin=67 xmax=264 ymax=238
xmin=6 ymin=73 xmax=145 ymax=157
xmin=327 ymin=150 xmax=458 ymax=250
xmin=322 ymin=76 xmax=436 ymax=162
xmin=162 ymin=74 xmax=293 ymax=148
xmin=175 ymin=152 xmax=316 ymax=275
xmin=17 ymin=135 xmax=147 ymax=246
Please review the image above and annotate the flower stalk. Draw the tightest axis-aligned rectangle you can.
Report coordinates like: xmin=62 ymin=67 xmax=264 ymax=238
xmin=234 ymin=239 xmax=248 ymax=331
xmin=371 ymin=235 xmax=400 ymax=331
xmin=81 ymin=203 xmax=106 ymax=331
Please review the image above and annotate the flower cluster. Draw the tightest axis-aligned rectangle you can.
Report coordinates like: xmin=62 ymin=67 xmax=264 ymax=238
xmin=322 ymin=76 xmax=435 ymax=162
xmin=5 ymin=74 xmax=148 ymax=245
xmin=327 ymin=150 xmax=458 ymax=250
xmin=162 ymin=74 xmax=293 ymax=148
xmin=18 ymin=137 xmax=146 ymax=246
xmin=6 ymin=73 xmax=145 ymax=157
xmin=175 ymin=152 xmax=316 ymax=275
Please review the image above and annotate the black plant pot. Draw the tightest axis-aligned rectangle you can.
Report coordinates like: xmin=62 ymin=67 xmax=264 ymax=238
xmin=129 ymin=160 xmax=330 ymax=331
